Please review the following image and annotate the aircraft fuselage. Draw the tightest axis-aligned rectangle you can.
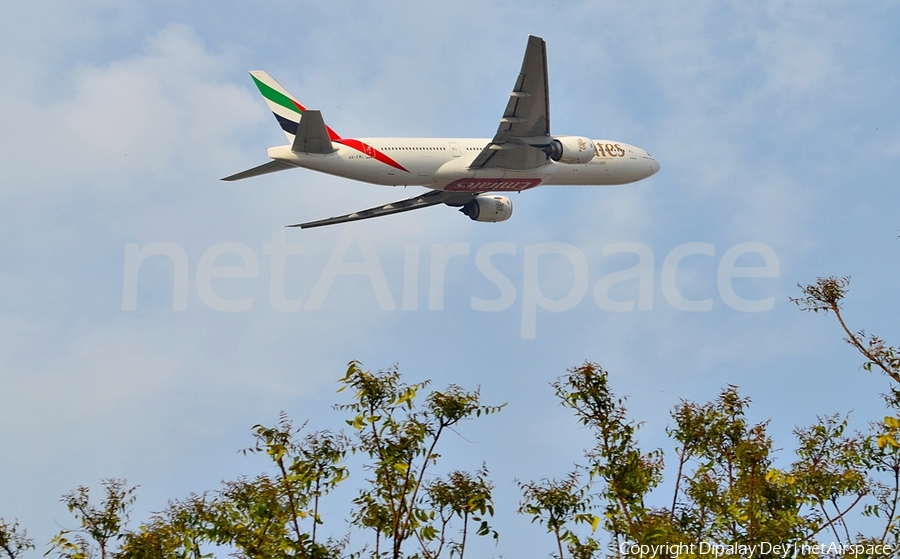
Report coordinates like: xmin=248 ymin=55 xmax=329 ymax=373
xmin=266 ymin=137 xmax=659 ymax=192
xmin=226 ymin=35 xmax=660 ymax=227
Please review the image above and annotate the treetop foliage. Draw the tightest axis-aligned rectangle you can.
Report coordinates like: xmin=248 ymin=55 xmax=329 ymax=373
xmin=0 ymin=519 xmax=34 ymax=559
xmin=6 ymin=276 xmax=900 ymax=558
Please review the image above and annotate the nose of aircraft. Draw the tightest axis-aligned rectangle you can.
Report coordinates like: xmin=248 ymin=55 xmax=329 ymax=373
xmin=649 ymin=156 xmax=660 ymax=175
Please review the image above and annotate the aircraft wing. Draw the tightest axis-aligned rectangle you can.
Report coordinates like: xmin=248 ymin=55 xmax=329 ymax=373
xmin=470 ymin=35 xmax=552 ymax=170
xmin=286 ymin=190 xmax=476 ymax=229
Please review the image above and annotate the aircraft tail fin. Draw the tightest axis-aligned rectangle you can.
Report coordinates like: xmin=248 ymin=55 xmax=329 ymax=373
xmin=249 ymin=71 xmax=341 ymax=143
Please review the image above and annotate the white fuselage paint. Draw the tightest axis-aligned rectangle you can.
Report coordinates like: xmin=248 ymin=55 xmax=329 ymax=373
xmin=267 ymin=137 xmax=659 ymax=192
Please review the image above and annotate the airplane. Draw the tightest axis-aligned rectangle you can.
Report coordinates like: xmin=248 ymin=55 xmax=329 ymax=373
xmin=223 ymin=35 xmax=659 ymax=228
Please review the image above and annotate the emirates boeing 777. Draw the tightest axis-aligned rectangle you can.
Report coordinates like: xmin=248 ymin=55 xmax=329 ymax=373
xmin=223 ymin=35 xmax=659 ymax=228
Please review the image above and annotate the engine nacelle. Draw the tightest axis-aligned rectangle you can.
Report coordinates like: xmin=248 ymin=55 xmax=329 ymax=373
xmin=544 ymin=136 xmax=595 ymax=164
xmin=459 ymin=195 xmax=513 ymax=223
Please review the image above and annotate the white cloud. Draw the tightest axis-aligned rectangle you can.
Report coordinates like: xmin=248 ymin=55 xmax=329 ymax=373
xmin=0 ymin=23 xmax=261 ymax=195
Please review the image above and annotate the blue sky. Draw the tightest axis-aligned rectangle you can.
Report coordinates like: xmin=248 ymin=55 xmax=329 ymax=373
xmin=2 ymin=1 xmax=900 ymax=556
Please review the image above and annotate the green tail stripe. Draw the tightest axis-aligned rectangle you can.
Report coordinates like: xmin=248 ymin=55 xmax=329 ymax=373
xmin=251 ymin=75 xmax=302 ymax=116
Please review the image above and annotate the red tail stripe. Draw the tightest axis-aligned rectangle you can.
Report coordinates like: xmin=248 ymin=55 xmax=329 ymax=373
xmin=289 ymin=99 xmax=341 ymax=141
xmin=336 ymin=139 xmax=409 ymax=173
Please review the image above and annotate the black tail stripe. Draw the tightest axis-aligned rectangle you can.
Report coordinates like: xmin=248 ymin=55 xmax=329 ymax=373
xmin=274 ymin=113 xmax=299 ymax=135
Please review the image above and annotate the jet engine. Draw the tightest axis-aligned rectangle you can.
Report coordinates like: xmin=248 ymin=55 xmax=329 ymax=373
xmin=542 ymin=136 xmax=595 ymax=164
xmin=459 ymin=195 xmax=513 ymax=222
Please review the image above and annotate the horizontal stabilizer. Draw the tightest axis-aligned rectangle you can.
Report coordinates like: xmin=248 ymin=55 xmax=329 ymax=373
xmin=286 ymin=190 xmax=475 ymax=229
xmin=291 ymin=110 xmax=336 ymax=154
xmin=221 ymin=160 xmax=294 ymax=181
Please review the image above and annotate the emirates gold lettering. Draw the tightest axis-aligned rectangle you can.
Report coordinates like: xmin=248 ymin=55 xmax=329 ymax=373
xmin=594 ymin=143 xmax=628 ymax=158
